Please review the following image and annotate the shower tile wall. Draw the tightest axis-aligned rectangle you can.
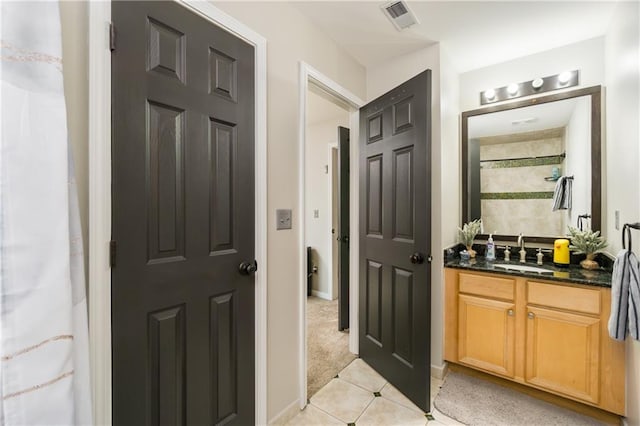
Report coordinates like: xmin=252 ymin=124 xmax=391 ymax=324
xmin=480 ymin=132 xmax=566 ymax=237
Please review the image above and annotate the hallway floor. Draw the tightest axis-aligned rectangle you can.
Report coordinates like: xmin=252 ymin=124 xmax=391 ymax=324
xmin=287 ymin=358 xmax=459 ymax=425
xmin=307 ymin=296 xmax=356 ymax=397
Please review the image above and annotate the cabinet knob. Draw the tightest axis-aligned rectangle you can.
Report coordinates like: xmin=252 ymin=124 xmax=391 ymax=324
xmin=528 ymin=312 xmax=535 ymax=319
xmin=507 ymin=309 xmax=514 ymax=316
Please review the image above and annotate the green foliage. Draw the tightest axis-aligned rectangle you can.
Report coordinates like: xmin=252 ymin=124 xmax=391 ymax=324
xmin=567 ymin=226 xmax=608 ymax=254
xmin=458 ymin=219 xmax=482 ymax=247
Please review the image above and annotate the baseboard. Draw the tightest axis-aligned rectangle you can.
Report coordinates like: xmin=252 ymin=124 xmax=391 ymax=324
xmin=310 ymin=290 xmax=332 ymax=301
xmin=268 ymin=399 xmax=300 ymax=426
xmin=431 ymin=362 xmax=448 ymax=380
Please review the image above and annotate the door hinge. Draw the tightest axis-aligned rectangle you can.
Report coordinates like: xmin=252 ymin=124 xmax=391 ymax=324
xmin=109 ymin=240 xmax=117 ymax=268
xmin=109 ymin=23 xmax=116 ymax=51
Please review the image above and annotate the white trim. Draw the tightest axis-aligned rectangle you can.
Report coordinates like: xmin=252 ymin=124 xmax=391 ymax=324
xmin=298 ymin=62 xmax=364 ymax=410
xmin=430 ymin=362 xmax=449 ymax=380
xmin=88 ymin=3 xmax=112 ymax=424
xmin=88 ymin=2 xmax=268 ymax=424
xmin=327 ymin=142 xmax=338 ymax=301
xmin=347 ymin=105 xmax=360 ymax=357
xmin=311 ymin=290 xmax=332 ymax=301
xmin=268 ymin=398 xmax=300 ymax=426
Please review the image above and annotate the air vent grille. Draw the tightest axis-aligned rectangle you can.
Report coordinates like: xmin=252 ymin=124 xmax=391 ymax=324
xmin=386 ymin=2 xmax=408 ymax=18
xmin=381 ymin=1 xmax=419 ymax=31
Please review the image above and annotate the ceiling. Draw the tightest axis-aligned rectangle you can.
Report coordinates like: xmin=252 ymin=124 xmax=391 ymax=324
xmin=292 ymin=1 xmax=618 ymax=72
xmin=468 ymin=97 xmax=588 ymax=138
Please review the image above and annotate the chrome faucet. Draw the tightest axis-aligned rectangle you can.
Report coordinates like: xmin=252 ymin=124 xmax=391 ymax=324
xmin=517 ymin=233 xmax=527 ymax=263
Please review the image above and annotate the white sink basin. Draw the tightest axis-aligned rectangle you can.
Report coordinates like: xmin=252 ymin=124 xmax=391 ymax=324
xmin=493 ymin=264 xmax=553 ymax=274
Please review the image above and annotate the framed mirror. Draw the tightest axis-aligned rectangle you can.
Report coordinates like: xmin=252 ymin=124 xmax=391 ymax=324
xmin=461 ymin=86 xmax=601 ymax=244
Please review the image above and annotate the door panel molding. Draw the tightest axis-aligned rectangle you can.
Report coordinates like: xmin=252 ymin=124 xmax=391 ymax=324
xmin=298 ymin=62 xmax=364 ymax=410
xmin=148 ymin=305 xmax=186 ymax=425
xmin=88 ymin=2 xmax=267 ymax=424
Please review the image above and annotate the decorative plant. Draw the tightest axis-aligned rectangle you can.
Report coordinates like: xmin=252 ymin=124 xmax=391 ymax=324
xmin=458 ymin=219 xmax=482 ymax=257
xmin=567 ymin=226 xmax=608 ymax=270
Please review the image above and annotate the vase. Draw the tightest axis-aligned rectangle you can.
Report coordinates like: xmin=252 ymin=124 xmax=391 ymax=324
xmin=466 ymin=245 xmax=476 ymax=258
xmin=580 ymin=253 xmax=599 ymax=270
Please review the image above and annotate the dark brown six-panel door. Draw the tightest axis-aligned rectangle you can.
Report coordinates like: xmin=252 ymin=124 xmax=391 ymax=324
xmin=359 ymin=70 xmax=432 ymax=411
xmin=111 ymin=2 xmax=255 ymax=425
xmin=338 ymin=126 xmax=350 ymax=331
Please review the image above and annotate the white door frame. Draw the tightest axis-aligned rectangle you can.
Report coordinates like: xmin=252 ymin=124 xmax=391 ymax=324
xmin=88 ymin=2 xmax=267 ymax=424
xmin=298 ymin=62 xmax=364 ymax=409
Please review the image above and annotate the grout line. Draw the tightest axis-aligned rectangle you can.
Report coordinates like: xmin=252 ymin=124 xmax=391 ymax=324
xmin=336 ymin=375 xmax=386 ymax=395
xmin=378 ymin=393 xmax=425 ymax=415
xmin=308 ymin=399 xmax=355 ymax=424
xmin=352 ymin=390 xmax=378 ymax=424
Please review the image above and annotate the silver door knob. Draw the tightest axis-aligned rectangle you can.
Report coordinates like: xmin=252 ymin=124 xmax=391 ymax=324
xmin=508 ymin=309 xmax=514 ymax=316
xmin=528 ymin=312 xmax=535 ymax=319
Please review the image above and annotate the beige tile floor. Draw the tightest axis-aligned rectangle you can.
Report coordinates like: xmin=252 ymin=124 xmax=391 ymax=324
xmin=287 ymin=358 xmax=461 ymax=426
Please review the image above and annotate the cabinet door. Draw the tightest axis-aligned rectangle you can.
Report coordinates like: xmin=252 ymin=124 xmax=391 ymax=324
xmin=525 ymin=306 xmax=600 ymax=404
xmin=458 ymin=294 xmax=515 ymax=378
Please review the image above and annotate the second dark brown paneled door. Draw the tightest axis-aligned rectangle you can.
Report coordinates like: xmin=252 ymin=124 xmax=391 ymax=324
xmin=338 ymin=126 xmax=350 ymax=331
xmin=359 ymin=70 xmax=432 ymax=411
xmin=111 ymin=2 xmax=255 ymax=425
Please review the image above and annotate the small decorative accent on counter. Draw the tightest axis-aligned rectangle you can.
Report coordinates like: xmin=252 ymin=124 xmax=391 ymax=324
xmin=458 ymin=219 xmax=482 ymax=258
xmin=568 ymin=226 xmax=608 ymax=270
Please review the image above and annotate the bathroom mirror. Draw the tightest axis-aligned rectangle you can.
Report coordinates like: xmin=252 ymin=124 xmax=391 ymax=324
xmin=461 ymin=86 xmax=601 ymax=244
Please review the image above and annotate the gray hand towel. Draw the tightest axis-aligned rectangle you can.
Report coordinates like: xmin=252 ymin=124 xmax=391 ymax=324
xmin=608 ymin=249 xmax=640 ymax=340
xmin=628 ymin=251 xmax=640 ymax=339
xmin=552 ymin=176 xmax=572 ymax=211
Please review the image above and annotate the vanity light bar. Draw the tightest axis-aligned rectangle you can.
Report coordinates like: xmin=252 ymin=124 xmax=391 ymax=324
xmin=480 ymin=70 xmax=579 ymax=105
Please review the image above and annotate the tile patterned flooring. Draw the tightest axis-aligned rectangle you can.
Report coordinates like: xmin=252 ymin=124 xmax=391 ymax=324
xmin=286 ymin=359 xmax=461 ymax=426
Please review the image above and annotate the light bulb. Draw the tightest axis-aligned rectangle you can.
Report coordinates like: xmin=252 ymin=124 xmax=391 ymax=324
xmin=558 ymin=71 xmax=572 ymax=85
xmin=532 ymin=78 xmax=544 ymax=89
xmin=507 ymin=83 xmax=519 ymax=96
xmin=484 ymin=88 xmax=496 ymax=100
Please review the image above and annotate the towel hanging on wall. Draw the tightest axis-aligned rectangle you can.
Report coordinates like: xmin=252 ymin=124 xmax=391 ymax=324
xmin=552 ymin=176 xmax=573 ymax=211
xmin=608 ymin=223 xmax=640 ymax=341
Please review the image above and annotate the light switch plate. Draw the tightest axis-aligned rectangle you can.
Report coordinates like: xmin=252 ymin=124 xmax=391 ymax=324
xmin=276 ymin=209 xmax=292 ymax=230
xmin=615 ymin=210 xmax=620 ymax=230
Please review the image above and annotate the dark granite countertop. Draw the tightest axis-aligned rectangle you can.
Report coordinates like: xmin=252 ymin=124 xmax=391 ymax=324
xmin=444 ymin=256 xmax=612 ymax=288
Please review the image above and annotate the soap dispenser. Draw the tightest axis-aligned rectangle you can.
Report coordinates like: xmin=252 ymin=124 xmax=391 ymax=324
xmin=536 ymin=248 xmax=544 ymax=265
xmin=486 ymin=234 xmax=496 ymax=261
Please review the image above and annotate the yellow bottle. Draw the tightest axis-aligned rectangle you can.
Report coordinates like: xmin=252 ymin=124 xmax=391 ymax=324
xmin=553 ymin=239 xmax=570 ymax=267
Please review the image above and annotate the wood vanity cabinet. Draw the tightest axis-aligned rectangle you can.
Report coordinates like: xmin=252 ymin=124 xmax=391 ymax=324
xmin=444 ymin=268 xmax=625 ymax=415
xmin=457 ymin=273 xmax=516 ymax=378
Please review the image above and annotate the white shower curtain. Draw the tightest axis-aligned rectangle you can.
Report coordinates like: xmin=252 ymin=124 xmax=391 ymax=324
xmin=1 ymin=2 xmax=92 ymax=424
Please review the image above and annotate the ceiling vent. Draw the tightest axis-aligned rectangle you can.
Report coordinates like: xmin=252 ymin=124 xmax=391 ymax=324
xmin=381 ymin=1 xmax=419 ymax=31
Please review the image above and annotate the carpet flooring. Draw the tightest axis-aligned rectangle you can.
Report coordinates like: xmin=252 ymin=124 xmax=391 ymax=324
xmin=433 ymin=371 xmax=605 ymax=426
xmin=307 ymin=296 xmax=356 ymax=398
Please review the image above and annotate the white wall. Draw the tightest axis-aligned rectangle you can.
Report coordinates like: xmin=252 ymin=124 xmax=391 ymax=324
xmin=213 ymin=2 xmax=366 ymax=421
xmin=604 ymin=2 xmax=640 ymax=424
xmin=435 ymin=47 xmax=460 ymax=375
xmin=459 ymin=37 xmax=605 ymax=112
xmin=366 ymin=44 xmax=460 ymax=376
xmin=305 ymin=92 xmax=350 ymax=300
xmin=60 ymin=2 xmax=89 ymax=281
